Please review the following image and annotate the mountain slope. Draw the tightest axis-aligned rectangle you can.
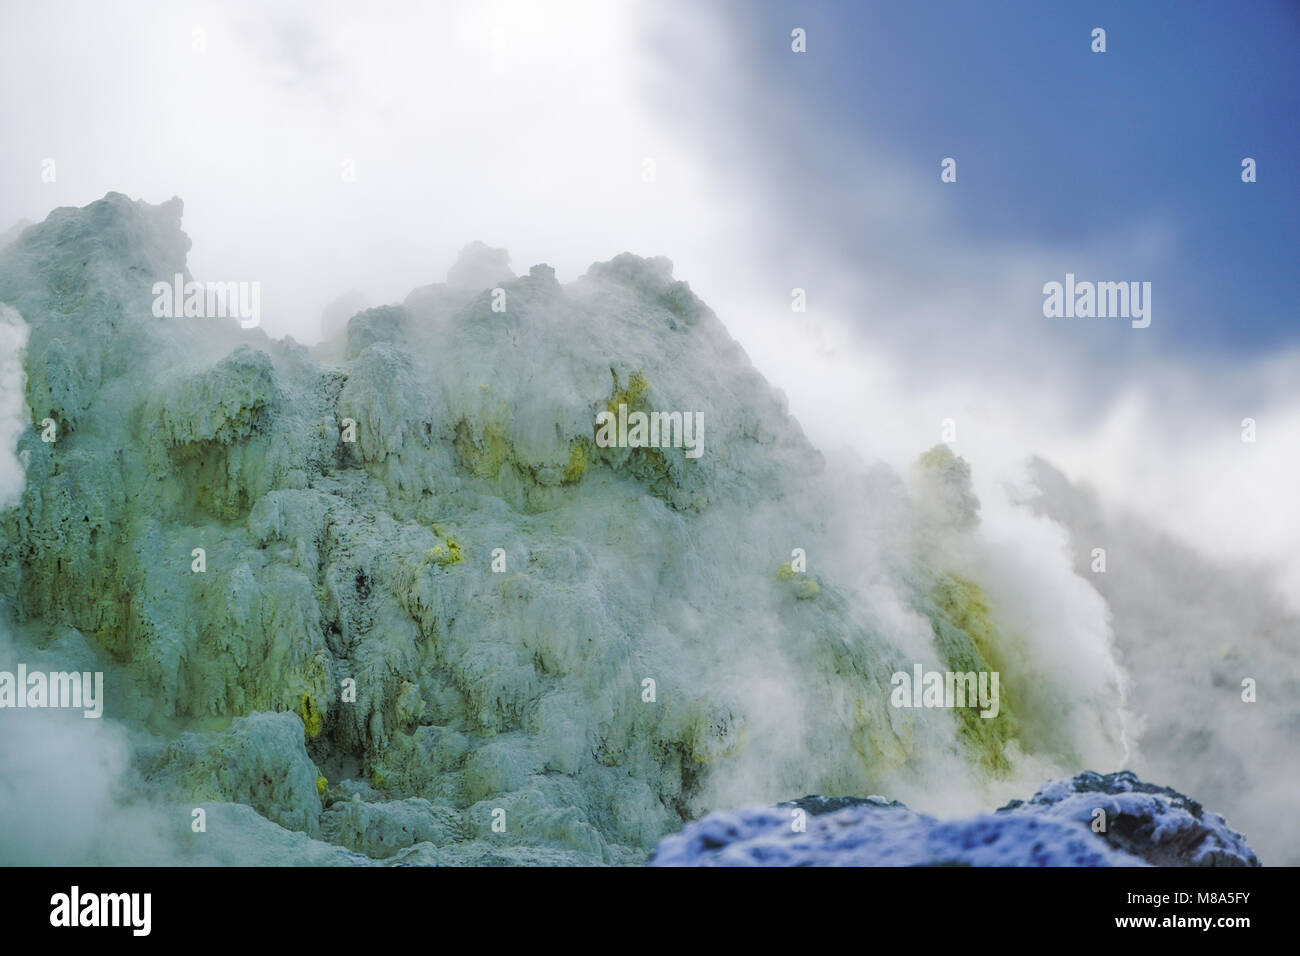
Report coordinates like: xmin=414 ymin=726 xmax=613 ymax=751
xmin=0 ymin=193 xmax=1131 ymax=864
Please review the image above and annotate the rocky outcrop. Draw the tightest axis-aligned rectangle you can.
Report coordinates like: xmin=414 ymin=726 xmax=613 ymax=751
xmin=144 ymin=712 xmax=325 ymax=837
xmin=649 ymin=771 xmax=1260 ymax=866
xmin=996 ymin=770 xmax=1259 ymax=867
xmin=1 ymin=194 xmax=1142 ymax=865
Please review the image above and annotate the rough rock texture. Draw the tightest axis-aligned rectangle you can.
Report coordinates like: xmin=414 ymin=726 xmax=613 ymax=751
xmin=174 ymin=804 xmax=372 ymax=866
xmin=144 ymin=712 xmax=325 ymax=837
xmin=320 ymin=797 xmax=463 ymax=858
xmin=1 ymin=194 xmax=1144 ymax=864
xmin=779 ymin=793 xmax=908 ymax=815
xmin=997 ymin=770 xmax=1260 ymax=867
xmin=650 ymin=771 xmax=1259 ymax=867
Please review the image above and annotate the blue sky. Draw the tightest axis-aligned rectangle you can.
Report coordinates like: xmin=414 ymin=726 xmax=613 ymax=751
xmin=668 ymin=0 xmax=1299 ymax=361
xmin=630 ymin=1 xmax=1300 ymax=592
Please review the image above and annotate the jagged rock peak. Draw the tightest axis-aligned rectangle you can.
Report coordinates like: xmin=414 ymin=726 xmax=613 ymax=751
xmin=446 ymin=240 xmax=515 ymax=290
xmin=650 ymin=771 xmax=1260 ymax=867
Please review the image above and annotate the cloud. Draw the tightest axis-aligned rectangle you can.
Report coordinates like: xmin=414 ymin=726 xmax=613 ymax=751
xmin=633 ymin=0 xmax=1300 ymax=614
xmin=0 ymin=0 xmax=729 ymax=345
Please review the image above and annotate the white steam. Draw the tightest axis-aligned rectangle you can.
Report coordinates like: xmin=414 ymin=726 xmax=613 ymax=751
xmin=0 ymin=304 xmax=28 ymax=507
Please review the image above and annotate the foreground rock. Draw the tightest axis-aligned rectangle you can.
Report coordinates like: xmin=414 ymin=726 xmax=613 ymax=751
xmin=649 ymin=771 xmax=1260 ymax=866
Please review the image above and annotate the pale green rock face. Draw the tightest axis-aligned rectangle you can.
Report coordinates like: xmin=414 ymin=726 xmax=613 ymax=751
xmin=0 ymin=194 xmax=1130 ymax=865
